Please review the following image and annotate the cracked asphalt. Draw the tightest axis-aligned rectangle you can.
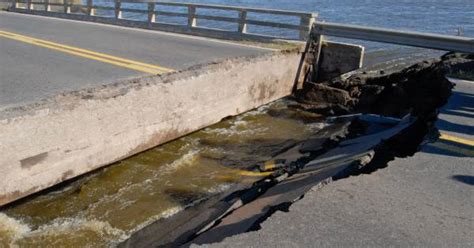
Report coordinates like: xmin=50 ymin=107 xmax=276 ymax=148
xmin=199 ymin=80 xmax=474 ymax=247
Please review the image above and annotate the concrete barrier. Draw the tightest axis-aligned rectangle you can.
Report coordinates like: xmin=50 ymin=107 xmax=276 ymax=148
xmin=317 ymin=41 xmax=364 ymax=82
xmin=294 ymin=39 xmax=364 ymax=89
xmin=0 ymin=50 xmax=301 ymax=206
xmin=0 ymin=2 xmax=10 ymax=10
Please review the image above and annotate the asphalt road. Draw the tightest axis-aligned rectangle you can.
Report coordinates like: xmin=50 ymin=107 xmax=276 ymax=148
xmin=202 ymin=80 xmax=474 ymax=247
xmin=0 ymin=11 xmax=269 ymax=109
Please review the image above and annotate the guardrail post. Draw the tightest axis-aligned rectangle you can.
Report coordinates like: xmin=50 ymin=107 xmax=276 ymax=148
xmin=311 ymin=33 xmax=323 ymax=82
xmin=238 ymin=10 xmax=247 ymax=33
xmin=114 ymin=0 xmax=122 ymax=19
xmin=188 ymin=6 xmax=196 ymax=27
xmin=44 ymin=0 xmax=51 ymax=11
xmin=294 ymin=28 xmax=323 ymax=89
xmin=12 ymin=0 xmax=19 ymax=9
xmin=63 ymin=0 xmax=71 ymax=13
xmin=299 ymin=14 xmax=316 ymax=40
xmin=87 ymin=0 xmax=95 ymax=16
xmin=148 ymin=2 xmax=156 ymax=23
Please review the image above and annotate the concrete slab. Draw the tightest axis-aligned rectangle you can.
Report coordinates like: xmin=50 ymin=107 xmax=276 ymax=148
xmin=0 ymin=50 xmax=301 ymax=206
xmin=317 ymin=41 xmax=364 ymax=82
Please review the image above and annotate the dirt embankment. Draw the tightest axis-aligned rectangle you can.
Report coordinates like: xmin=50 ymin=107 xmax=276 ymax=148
xmin=292 ymin=53 xmax=473 ymax=175
xmin=295 ymin=53 xmax=474 ymax=118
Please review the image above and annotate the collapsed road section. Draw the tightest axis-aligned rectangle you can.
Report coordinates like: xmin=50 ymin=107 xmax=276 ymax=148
xmin=143 ymin=53 xmax=472 ymax=247
xmin=1 ymin=21 xmax=473 ymax=246
xmin=118 ymin=48 xmax=472 ymax=246
xmin=3 ymin=51 xmax=466 ymax=245
xmin=188 ymin=55 xmax=474 ymax=247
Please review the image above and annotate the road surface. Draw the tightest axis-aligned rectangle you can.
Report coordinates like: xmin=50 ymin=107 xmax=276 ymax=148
xmin=0 ymin=11 xmax=270 ymax=109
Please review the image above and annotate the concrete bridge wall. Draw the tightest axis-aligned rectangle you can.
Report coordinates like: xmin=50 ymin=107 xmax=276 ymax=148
xmin=0 ymin=51 xmax=301 ymax=206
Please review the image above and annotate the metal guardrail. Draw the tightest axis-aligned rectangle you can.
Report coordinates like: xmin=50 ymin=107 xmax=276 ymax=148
xmin=296 ymin=21 xmax=473 ymax=90
xmin=7 ymin=0 xmax=317 ymax=41
xmin=312 ymin=22 xmax=474 ymax=53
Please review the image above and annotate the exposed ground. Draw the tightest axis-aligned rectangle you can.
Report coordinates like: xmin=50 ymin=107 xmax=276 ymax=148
xmin=295 ymin=53 xmax=474 ymax=118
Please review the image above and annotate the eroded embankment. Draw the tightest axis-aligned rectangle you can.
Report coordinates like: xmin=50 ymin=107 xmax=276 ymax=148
xmin=188 ymin=53 xmax=473 ymax=245
xmin=294 ymin=53 xmax=473 ymax=174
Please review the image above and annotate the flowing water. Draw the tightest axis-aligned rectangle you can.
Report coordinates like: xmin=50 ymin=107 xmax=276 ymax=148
xmin=0 ymin=99 xmax=325 ymax=246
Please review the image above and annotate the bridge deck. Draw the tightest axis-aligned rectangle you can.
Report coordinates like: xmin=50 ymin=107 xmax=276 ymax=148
xmin=0 ymin=11 xmax=270 ymax=109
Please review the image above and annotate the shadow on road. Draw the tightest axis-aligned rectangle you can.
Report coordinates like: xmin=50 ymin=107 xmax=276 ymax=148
xmin=438 ymin=91 xmax=474 ymax=129
xmin=423 ymin=141 xmax=473 ymax=158
xmin=451 ymin=175 xmax=474 ymax=186
xmin=436 ymin=119 xmax=474 ymax=136
xmin=422 ymin=89 xmax=473 ymax=157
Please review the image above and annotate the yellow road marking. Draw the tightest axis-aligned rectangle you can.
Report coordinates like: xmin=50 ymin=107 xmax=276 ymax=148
xmin=214 ymin=169 xmax=273 ymax=182
xmin=440 ymin=133 xmax=474 ymax=147
xmin=0 ymin=30 xmax=174 ymax=74
xmin=263 ymin=160 xmax=276 ymax=171
xmin=236 ymin=170 xmax=274 ymax=177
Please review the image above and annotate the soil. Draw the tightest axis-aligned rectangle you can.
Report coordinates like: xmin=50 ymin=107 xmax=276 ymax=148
xmin=295 ymin=53 xmax=474 ymax=119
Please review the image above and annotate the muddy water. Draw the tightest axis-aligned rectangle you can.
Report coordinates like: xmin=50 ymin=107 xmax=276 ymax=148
xmin=0 ymin=99 xmax=325 ymax=247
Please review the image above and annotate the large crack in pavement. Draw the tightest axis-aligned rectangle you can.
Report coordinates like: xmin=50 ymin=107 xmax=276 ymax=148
xmin=184 ymin=53 xmax=473 ymax=247
xmin=115 ymin=53 xmax=473 ymax=247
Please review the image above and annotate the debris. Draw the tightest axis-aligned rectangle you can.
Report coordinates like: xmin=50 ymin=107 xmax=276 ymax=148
xmin=295 ymin=53 xmax=474 ymax=118
xmin=180 ymin=54 xmax=469 ymax=246
xmin=121 ymin=53 xmax=471 ymax=247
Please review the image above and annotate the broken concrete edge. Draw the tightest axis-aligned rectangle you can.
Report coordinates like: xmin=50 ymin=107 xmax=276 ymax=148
xmin=185 ymin=106 xmax=447 ymax=246
xmin=118 ymin=182 xmax=253 ymax=248
xmin=0 ymin=50 xmax=302 ymax=207
xmin=124 ymin=113 xmax=425 ymax=247
xmin=0 ymin=49 xmax=297 ymax=120
xmin=183 ymin=53 xmax=466 ymax=246
xmin=188 ymin=164 xmax=354 ymax=246
xmin=123 ymin=52 xmax=460 ymax=246
xmin=209 ymin=132 xmax=419 ymax=245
